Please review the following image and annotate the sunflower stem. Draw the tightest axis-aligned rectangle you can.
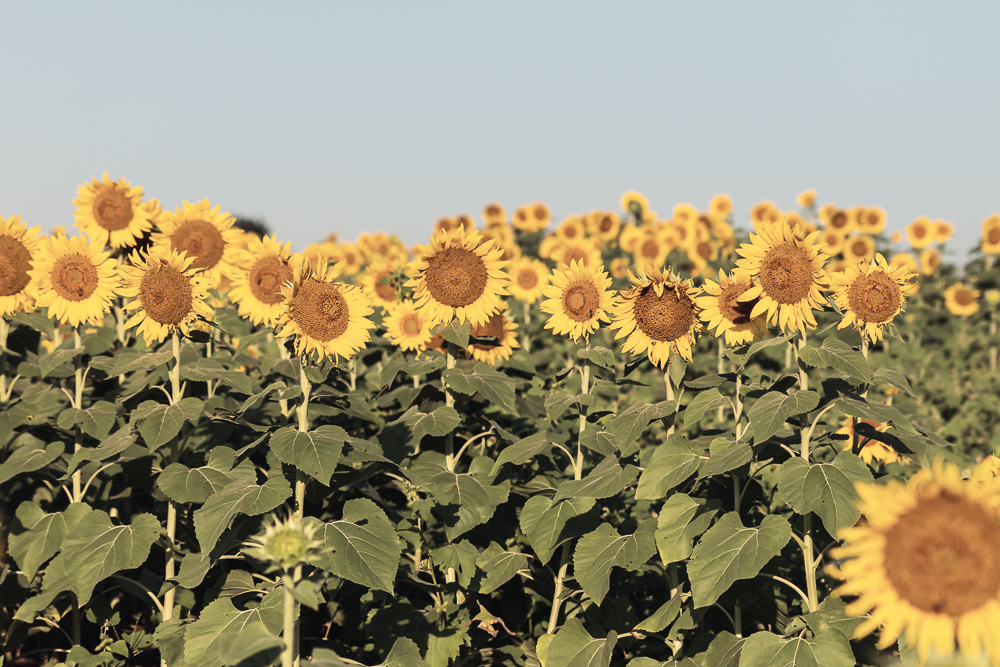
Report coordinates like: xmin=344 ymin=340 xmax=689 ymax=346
xmin=281 ymin=566 xmax=301 ymax=667
xmin=71 ymin=329 xmax=85 ymax=501
xmin=295 ymin=358 xmax=312 ymax=519
xmin=0 ymin=317 xmax=9 ymax=404
xmin=716 ymin=338 xmax=726 ymax=425
xmin=163 ymin=332 xmax=184 ymax=625
xmin=664 ymin=362 xmax=675 ymax=437
xmin=794 ymin=330 xmax=820 ymax=613
xmin=854 ymin=337 xmax=871 ymax=455
xmin=991 ymin=312 xmax=998 ymax=373
xmin=444 ymin=343 xmax=457 ymax=472
xmin=349 ymin=356 xmax=357 ymax=392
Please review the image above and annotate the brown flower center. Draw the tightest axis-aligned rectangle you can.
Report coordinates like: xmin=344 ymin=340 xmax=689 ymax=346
xmin=561 ymin=247 xmax=589 ymax=266
xmin=534 ymin=205 xmax=548 ymax=221
xmin=50 ymin=253 xmax=98 ymax=302
xmin=424 ymin=247 xmax=488 ymax=307
xmin=0 ymin=236 xmax=32 ymax=297
xmin=850 ymin=239 xmax=870 ymax=257
xmin=248 ymin=256 xmax=292 ymax=305
xmin=563 ymin=224 xmax=578 ymax=239
xmin=913 ymin=223 xmax=928 ymax=239
xmin=171 ymin=220 xmax=225 ymax=271
xmin=883 ymin=492 xmax=1000 ymax=616
xmin=718 ymin=283 xmax=757 ymax=326
xmin=517 ymin=268 xmax=539 ymax=290
xmin=562 ymin=281 xmax=600 ymax=322
xmin=372 ymin=270 xmax=397 ymax=303
xmin=599 ymin=216 xmax=614 ymax=233
xmin=93 ymin=188 xmax=135 ymax=231
xmin=988 ymin=228 xmax=1000 ymax=245
xmin=847 ymin=271 xmax=902 ymax=323
xmin=290 ymin=278 xmax=350 ymax=343
xmin=697 ymin=242 xmax=713 ymax=259
xmin=471 ymin=311 xmax=507 ymax=351
xmin=139 ymin=264 xmax=193 ymax=325
xmin=830 ymin=211 xmax=848 ymax=229
xmin=759 ymin=242 xmax=815 ymax=305
xmin=632 ymin=283 xmax=696 ymax=342
xmin=485 ymin=205 xmax=501 ymax=218
xmin=400 ymin=313 xmax=422 ymax=336
xmin=640 ymin=239 xmax=660 ymax=259
xmin=955 ymin=288 xmax=974 ymax=307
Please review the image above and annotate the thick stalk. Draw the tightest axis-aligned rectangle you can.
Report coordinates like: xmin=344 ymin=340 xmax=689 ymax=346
xmin=794 ymin=330 xmax=819 ymax=612
xmin=163 ymin=333 xmax=184 ymax=624
xmin=281 ymin=568 xmax=300 ymax=667
xmin=664 ymin=360 xmax=676 ymax=437
xmin=0 ymin=317 xmax=8 ymax=404
xmin=72 ymin=329 xmax=84 ymax=500
xmin=853 ymin=338 xmax=870 ymax=454
xmin=522 ymin=301 xmax=533 ymax=353
xmin=716 ymin=339 xmax=726 ymax=424
xmin=295 ymin=359 xmax=312 ymax=519
xmin=444 ymin=344 xmax=457 ymax=471
xmin=349 ymin=357 xmax=357 ymax=392
xmin=991 ymin=312 xmax=997 ymax=373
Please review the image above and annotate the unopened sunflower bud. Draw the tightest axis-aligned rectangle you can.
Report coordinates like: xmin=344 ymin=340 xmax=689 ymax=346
xmin=244 ymin=514 xmax=325 ymax=572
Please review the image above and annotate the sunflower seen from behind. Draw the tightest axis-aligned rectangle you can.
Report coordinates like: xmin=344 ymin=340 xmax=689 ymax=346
xmin=696 ymin=269 xmax=768 ymax=346
xmin=467 ymin=303 xmax=520 ymax=366
xmin=276 ymin=258 xmax=375 ymax=362
xmin=829 ymin=253 xmax=915 ymax=344
xmin=154 ymin=199 xmax=242 ymax=289
xmin=119 ymin=247 xmax=213 ymax=345
xmin=383 ymin=299 xmax=434 ymax=354
xmin=227 ymin=235 xmax=297 ymax=327
xmin=0 ymin=214 xmax=43 ymax=317
xmin=29 ymin=234 xmax=121 ymax=328
xmin=540 ymin=259 xmax=615 ymax=342
xmin=73 ymin=173 xmax=155 ymax=250
xmin=828 ymin=459 xmax=1000 ymax=665
xmin=506 ymin=257 xmax=549 ymax=304
xmin=734 ymin=217 xmax=829 ymax=333
xmin=406 ymin=227 xmax=509 ymax=328
xmin=944 ymin=283 xmax=980 ymax=317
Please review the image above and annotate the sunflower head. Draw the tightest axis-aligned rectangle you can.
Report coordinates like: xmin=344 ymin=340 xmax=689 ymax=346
xmin=797 ymin=190 xmax=816 ymax=209
xmin=482 ymin=203 xmax=507 ymax=227
xmin=358 ymin=260 xmax=404 ymax=312
xmin=539 ymin=260 xmax=615 ymax=342
xmin=944 ymin=283 xmax=980 ymax=317
xmin=467 ymin=303 xmax=520 ymax=366
xmin=844 ymin=234 xmax=876 ymax=264
xmin=589 ymin=211 xmax=621 ymax=242
xmin=610 ymin=266 xmax=703 ymax=365
xmin=29 ymin=234 xmax=122 ymax=328
xmin=72 ymin=173 xmax=154 ymax=250
xmin=830 ymin=254 xmax=916 ymax=343
xmin=696 ymin=269 xmax=769 ymax=346
xmin=837 ymin=416 xmax=907 ymax=466
xmin=154 ymin=199 xmax=242 ymax=289
xmin=0 ymin=214 xmax=43 ymax=317
xmin=710 ymin=194 xmax=733 ymax=219
xmin=227 ymin=235 xmax=297 ymax=327
xmin=750 ymin=201 xmax=782 ymax=225
xmin=383 ymin=299 xmax=434 ymax=354
xmin=506 ymin=257 xmax=549 ymax=304
xmin=982 ymin=216 xmax=1000 ymax=255
xmin=244 ymin=514 xmax=326 ymax=573
xmin=907 ymin=217 xmax=935 ymax=250
xmin=921 ymin=248 xmax=941 ymax=276
xmin=621 ymin=191 xmax=651 ymax=221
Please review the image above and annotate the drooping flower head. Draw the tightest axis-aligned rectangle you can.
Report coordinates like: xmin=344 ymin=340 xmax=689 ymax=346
xmin=0 ymin=214 xmax=43 ymax=316
xmin=73 ymin=173 xmax=155 ymax=250
xmin=29 ymin=234 xmax=121 ymax=327
xmin=797 ymin=189 xmax=817 ymax=209
xmin=540 ymin=260 xmax=615 ymax=342
xmin=154 ymin=199 xmax=243 ymax=289
xmin=696 ymin=269 xmax=769 ymax=346
xmin=610 ymin=266 xmax=702 ymax=365
xmin=829 ymin=253 xmax=916 ymax=343
xmin=227 ymin=234 xmax=298 ymax=327
xmin=467 ymin=303 xmax=520 ymax=366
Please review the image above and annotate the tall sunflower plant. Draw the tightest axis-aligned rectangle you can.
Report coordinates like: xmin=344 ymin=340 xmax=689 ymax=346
xmin=2 ymin=187 xmax=999 ymax=667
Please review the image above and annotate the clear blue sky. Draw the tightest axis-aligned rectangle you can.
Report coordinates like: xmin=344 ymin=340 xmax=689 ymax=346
xmin=2 ymin=2 xmax=998 ymax=262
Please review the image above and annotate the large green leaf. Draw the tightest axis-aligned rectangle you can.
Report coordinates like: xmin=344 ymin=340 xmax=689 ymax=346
xmin=66 ymin=428 xmax=136 ymax=475
xmin=544 ymin=618 xmax=617 ymax=667
xmin=654 ymin=493 xmax=720 ymax=565
xmin=634 ymin=435 xmax=702 ymax=500
xmin=314 ymin=498 xmax=402 ymax=594
xmin=490 ymin=430 xmax=550 ymax=476
xmin=133 ymin=401 xmax=186 ymax=451
xmin=218 ymin=621 xmax=283 ymax=667
xmin=0 ymin=436 xmax=64 ymax=486
xmin=433 ymin=319 xmax=471 ymax=348
xmin=519 ymin=496 xmax=599 ymax=565
xmin=545 ymin=388 xmax=594 ymax=421
xmin=407 ymin=452 xmax=511 ymax=540
xmin=738 ymin=628 xmax=855 ymax=667
xmin=552 ymin=456 xmax=640 ymax=502
xmin=395 ymin=406 xmax=461 ymax=442
xmin=687 ymin=512 xmax=792 ymax=609
xmin=103 ymin=349 xmax=175 ymax=377
xmin=442 ymin=363 xmax=517 ymax=412
xmin=180 ymin=357 xmax=253 ymax=395
xmin=747 ymin=390 xmax=820 ymax=444
xmin=798 ymin=337 xmax=872 ymax=384
xmin=700 ymin=631 xmax=744 ymax=667
xmin=269 ymin=425 xmax=347 ymax=485
xmin=158 ymin=448 xmax=256 ymax=504
xmin=698 ymin=438 xmax=753 ymax=479
xmin=379 ymin=355 xmax=446 ymax=388
xmin=573 ymin=520 xmax=656 ymax=605
xmin=431 ymin=541 xmax=478 ymax=588
xmin=40 ymin=346 xmax=84 ymax=378
xmin=476 ymin=542 xmax=529 ymax=594
xmin=683 ymin=388 xmax=731 ymax=425
xmin=57 ymin=401 xmax=118 ymax=439
xmin=194 ymin=477 xmax=291 ymax=553
xmin=577 ymin=346 xmax=616 ymax=371
xmin=608 ymin=400 xmax=675 ymax=457
xmin=184 ymin=588 xmax=285 ymax=667
xmin=837 ymin=395 xmax=918 ymax=436
xmin=9 ymin=502 xmax=92 ymax=580
xmin=777 ymin=452 xmax=873 ymax=535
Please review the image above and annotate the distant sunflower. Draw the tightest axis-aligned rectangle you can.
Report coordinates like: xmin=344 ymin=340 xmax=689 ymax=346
xmin=710 ymin=194 xmax=732 ymax=219
xmin=227 ymin=235 xmax=297 ymax=327
xmin=512 ymin=203 xmax=550 ymax=233
xmin=844 ymin=235 xmax=877 ymax=265
xmin=467 ymin=304 xmax=520 ymax=366
xmin=830 ymin=253 xmax=915 ymax=343
xmin=818 ymin=229 xmax=846 ymax=256
xmin=856 ymin=207 xmax=887 ymax=234
xmin=935 ymin=220 xmax=954 ymax=243
xmin=672 ymin=204 xmax=698 ymax=226
xmin=828 ymin=459 xmax=1000 ymax=665
xmin=610 ymin=257 xmax=630 ymax=280
xmin=357 ymin=260 xmax=402 ymax=312
xmin=483 ymin=203 xmax=506 ymax=227
xmin=383 ymin=299 xmax=433 ymax=353
xmin=632 ymin=231 xmax=671 ymax=272
xmin=406 ymin=227 xmax=509 ymax=328
xmin=888 ymin=252 xmax=919 ymax=277
xmin=906 ymin=217 xmax=935 ymax=250
xmin=734 ymin=219 xmax=829 ymax=333
xmin=540 ymin=260 xmax=615 ymax=342
xmin=331 ymin=243 xmax=363 ymax=276
xmin=750 ymin=201 xmax=782 ymax=225
xmin=73 ymin=173 xmax=154 ymax=250
xmin=618 ymin=224 xmax=643 ymax=254
xmin=783 ymin=212 xmax=808 ymax=235
xmin=611 ymin=267 xmax=702 ymax=365
xmin=29 ymin=234 xmax=121 ymax=328
xmin=891 ymin=231 xmax=902 ymax=244
xmin=944 ymin=283 xmax=980 ymax=317
xmin=797 ymin=190 xmax=816 ymax=209
xmin=696 ymin=269 xmax=768 ymax=346
xmin=506 ymin=257 xmax=549 ymax=304
xmin=589 ymin=211 xmax=621 ymax=242
xmin=555 ymin=216 xmax=585 ymax=243
xmin=433 ymin=217 xmax=457 ymax=237
xmin=276 ymin=259 xmax=375 ymax=362
xmin=621 ymin=191 xmax=651 ymax=221
xmin=982 ymin=215 xmax=1000 ymax=254
xmin=825 ymin=208 xmax=854 ymax=234
xmin=837 ymin=416 xmax=908 ymax=466
xmin=119 ymin=247 xmax=213 ymax=345
xmin=0 ymin=214 xmax=43 ymax=316
xmin=921 ymin=248 xmax=941 ymax=276
xmin=552 ymin=240 xmax=601 ymax=269
xmin=154 ymin=199 xmax=242 ymax=289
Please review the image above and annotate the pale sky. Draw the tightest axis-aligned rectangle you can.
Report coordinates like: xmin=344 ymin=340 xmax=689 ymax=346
xmin=2 ymin=2 xmax=998 ymax=263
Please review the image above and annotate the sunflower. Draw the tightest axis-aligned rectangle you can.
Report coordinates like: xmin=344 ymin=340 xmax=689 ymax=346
xmin=672 ymin=204 xmax=698 ymax=227
xmin=433 ymin=217 xmax=457 ymax=237
xmin=29 ymin=234 xmax=121 ymax=328
xmin=227 ymin=235 xmax=297 ymax=327
xmin=734 ymin=219 xmax=829 ymax=333
xmin=540 ymin=260 xmax=615 ymax=342
xmin=153 ymin=199 xmax=242 ymax=289
xmin=276 ymin=258 xmax=375 ymax=362
xmin=696 ymin=269 xmax=768 ymax=346
xmin=383 ymin=299 xmax=434 ymax=353
xmin=589 ymin=211 xmax=621 ymax=242
xmin=611 ymin=267 xmax=702 ymax=365
xmin=818 ymin=229 xmax=847 ymax=256
xmin=828 ymin=459 xmax=1000 ymax=665
xmin=633 ymin=230 xmax=671 ymax=272
xmin=825 ymin=208 xmax=855 ymax=234
xmin=621 ymin=191 xmax=651 ymax=222
xmin=553 ymin=216 xmax=584 ymax=243
xmin=797 ymin=190 xmax=816 ymax=209
xmin=935 ymin=220 xmax=954 ymax=244
xmin=750 ymin=201 xmax=782 ymax=225
xmin=119 ymin=247 xmax=213 ymax=344
xmin=891 ymin=231 xmax=903 ymax=244
xmin=982 ymin=216 xmax=1000 ymax=255
xmin=837 ymin=416 xmax=908 ymax=466
xmin=921 ymin=248 xmax=941 ymax=276
xmin=0 ymin=214 xmax=43 ymax=316
xmin=357 ymin=260 xmax=403 ymax=312
xmin=844 ymin=235 xmax=877 ymax=265
xmin=330 ymin=243 xmax=363 ymax=276
xmin=610 ymin=257 xmax=631 ymax=280
xmin=406 ymin=227 xmax=509 ymax=328
xmin=710 ymin=194 xmax=732 ymax=219
xmin=856 ymin=207 xmax=887 ymax=234
xmin=506 ymin=257 xmax=549 ymax=304
xmin=907 ymin=217 xmax=935 ymax=250
xmin=483 ymin=203 xmax=506 ymax=227
xmin=552 ymin=240 xmax=602 ymax=269
xmin=512 ymin=203 xmax=550 ymax=233
xmin=72 ymin=173 xmax=154 ymax=250
xmin=618 ymin=224 xmax=644 ymax=254
xmin=944 ymin=283 xmax=980 ymax=317
xmin=830 ymin=253 xmax=915 ymax=343
xmin=888 ymin=252 xmax=919 ymax=277
xmin=467 ymin=303 xmax=520 ymax=366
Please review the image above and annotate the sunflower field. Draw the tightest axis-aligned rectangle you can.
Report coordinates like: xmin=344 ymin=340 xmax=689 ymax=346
xmin=2 ymin=176 xmax=1000 ymax=667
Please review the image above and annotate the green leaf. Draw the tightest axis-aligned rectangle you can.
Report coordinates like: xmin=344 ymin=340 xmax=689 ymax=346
xmin=490 ymin=430 xmax=550 ymax=476
xmin=218 ymin=621 xmax=283 ymax=667
xmin=313 ymin=498 xmax=403 ymax=594
xmin=687 ymin=512 xmax=792 ymax=609
xmin=379 ymin=355 xmax=446 ymax=388
xmin=133 ymin=401 xmax=185 ymax=451
xmin=668 ymin=354 xmax=686 ymax=389
xmin=777 ymin=452 xmax=873 ymax=535
xmin=75 ymin=401 xmax=119 ymax=440
xmin=654 ymin=494 xmax=720 ymax=565
xmin=431 ymin=541 xmax=478 ymax=588
xmin=573 ymin=520 xmax=656 ymax=605
xmin=798 ymin=337 xmax=873 ymax=384
xmin=180 ymin=357 xmax=253 ymax=395
xmin=0 ymin=437 xmax=64 ymax=486
xmin=433 ymin=319 xmax=471 ymax=348
xmin=270 ymin=425 xmax=346 ymax=485
xmin=698 ymin=438 xmax=753 ymax=479
xmin=58 ymin=511 xmax=160 ymax=605
xmin=239 ymin=381 xmax=300 ymax=413
xmin=183 ymin=588 xmax=284 ymax=667
xmin=476 ymin=542 xmax=529 ymax=594
xmin=383 ymin=638 xmax=431 ymax=667
xmin=105 ymin=350 xmax=175 ymax=377
xmin=608 ymin=401 xmax=676 ymax=457
xmin=545 ymin=388 xmax=594 ymax=421
xmin=738 ymin=628 xmax=855 ymax=667
xmin=545 ymin=618 xmax=617 ymax=667
xmin=634 ymin=592 xmax=684 ymax=634
xmin=580 ymin=429 xmax=616 ymax=457
xmin=634 ymin=435 xmax=702 ymax=500
xmin=701 ymin=631 xmax=744 ymax=667
xmin=442 ymin=363 xmax=517 ymax=412
xmin=519 ymin=496 xmax=598 ymax=565
xmin=194 ymin=477 xmax=291 ymax=552
xmin=682 ymin=388 xmax=731 ymax=425
xmin=577 ymin=346 xmax=616 ymax=371
xmin=837 ymin=395 xmax=918 ymax=436
xmin=158 ymin=448 xmax=255 ymax=504
xmin=874 ymin=368 xmax=914 ymax=396
xmin=552 ymin=456 xmax=640 ymax=502
xmin=800 ymin=597 xmax=863 ymax=638
xmin=397 ymin=405 xmax=461 ymax=442
xmin=9 ymin=502 xmax=92 ymax=580
xmin=67 ymin=428 xmax=136 ymax=475
xmin=748 ymin=390 xmax=820 ymax=444
xmin=40 ymin=346 xmax=83 ymax=378
xmin=173 ymin=552 xmax=212 ymax=589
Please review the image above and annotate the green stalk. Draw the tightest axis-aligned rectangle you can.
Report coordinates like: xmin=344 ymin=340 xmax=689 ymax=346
xmin=281 ymin=566 xmax=301 ymax=667
xmin=444 ymin=343 xmax=457 ymax=472
xmin=716 ymin=338 xmax=726 ymax=425
xmin=664 ymin=358 xmax=676 ymax=437
xmin=0 ymin=317 xmax=9 ymax=404
xmin=990 ymin=311 xmax=997 ymax=373
xmin=163 ymin=332 xmax=184 ymax=623
xmin=294 ymin=358 xmax=312 ymax=519
xmin=853 ymin=337 xmax=870 ymax=454
xmin=72 ymin=329 xmax=84 ymax=501
xmin=794 ymin=330 xmax=819 ymax=612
